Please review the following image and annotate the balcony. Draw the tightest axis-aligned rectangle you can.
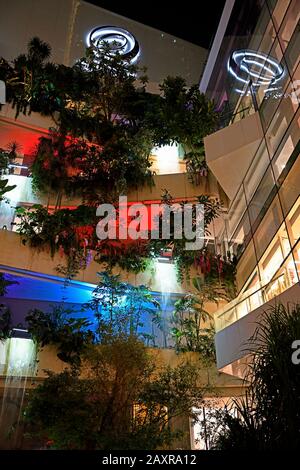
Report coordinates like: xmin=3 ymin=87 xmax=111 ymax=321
xmin=204 ymin=111 xmax=263 ymax=200
xmin=214 ymin=280 xmax=300 ymax=377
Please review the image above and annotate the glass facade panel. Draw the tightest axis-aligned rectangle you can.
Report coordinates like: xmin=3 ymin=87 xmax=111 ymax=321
xmin=253 ymin=195 xmax=284 ymax=260
xmin=236 ymin=240 xmax=257 ymax=291
xmin=263 ymin=253 xmax=298 ymax=301
xmin=247 ymin=165 xmax=276 ymax=229
xmin=229 ymin=211 xmax=252 ymax=259
xmin=213 ymin=0 xmax=300 ymax=332
xmin=259 ymin=238 xmax=284 ymax=284
xmin=249 ymin=3 xmax=273 ymax=51
xmin=278 ymin=0 xmax=300 ymax=53
xmin=244 ymin=141 xmax=270 ymax=202
xmin=272 ymin=131 xmax=296 ymax=181
xmin=284 ymin=19 xmax=300 ymax=76
xmin=279 ymin=153 xmax=300 ymax=216
xmin=286 ymin=196 xmax=300 ymax=245
xmin=293 ymin=240 xmax=300 ymax=278
xmin=265 ymin=83 xmax=298 ymax=153
xmin=269 ymin=0 xmax=291 ymax=31
xmin=260 ymin=66 xmax=293 ymax=131
xmin=227 ymin=186 xmax=248 ymax=239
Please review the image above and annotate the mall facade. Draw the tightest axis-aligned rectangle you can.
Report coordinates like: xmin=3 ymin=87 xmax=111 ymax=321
xmin=202 ymin=0 xmax=300 ymax=377
xmin=0 ymin=0 xmax=299 ymax=449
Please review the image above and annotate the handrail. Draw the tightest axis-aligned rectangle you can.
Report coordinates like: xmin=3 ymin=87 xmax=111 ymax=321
xmin=215 ymin=271 xmax=288 ymax=327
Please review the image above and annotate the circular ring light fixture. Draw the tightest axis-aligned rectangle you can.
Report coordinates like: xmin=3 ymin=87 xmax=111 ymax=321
xmin=86 ymin=26 xmax=140 ymax=64
xmin=228 ymin=49 xmax=285 ymax=94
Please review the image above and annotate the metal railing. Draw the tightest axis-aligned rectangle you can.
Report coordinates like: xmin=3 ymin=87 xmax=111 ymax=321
xmin=215 ymin=271 xmax=295 ymax=332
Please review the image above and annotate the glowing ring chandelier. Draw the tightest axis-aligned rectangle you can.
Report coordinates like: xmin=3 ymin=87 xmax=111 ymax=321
xmin=228 ymin=49 xmax=285 ymax=93
xmin=86 ymin=26 xmax=140 ymax=64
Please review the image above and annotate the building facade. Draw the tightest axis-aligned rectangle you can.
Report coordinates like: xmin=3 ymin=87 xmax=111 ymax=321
xmin=0 ymin=0 xmax=245 ymax=450
xmin=203 ymin=0 xmax=300 ymax=377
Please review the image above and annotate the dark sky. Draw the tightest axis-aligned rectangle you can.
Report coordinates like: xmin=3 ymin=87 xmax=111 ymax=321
xmin=85 ymin=1 xmax=226 ymax=49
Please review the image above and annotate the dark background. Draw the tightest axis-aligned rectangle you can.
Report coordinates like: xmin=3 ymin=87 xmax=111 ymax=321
xmin=85 ymin=1 xmax=226 ymax=48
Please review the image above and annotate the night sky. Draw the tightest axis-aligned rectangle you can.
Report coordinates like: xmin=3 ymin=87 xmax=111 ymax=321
xmin=85 ymin=1 xmax=226 ymax=49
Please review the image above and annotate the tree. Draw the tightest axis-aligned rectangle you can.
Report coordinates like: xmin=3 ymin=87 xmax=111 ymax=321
xmin=24 ymin=327 xmax=206 ymax=449
xmin=0 ymin=37 xmax=218 ymax=204
xmin=169 ymin=274 xmax=233 ymax=365
xmin=209 ymin=304 xmax=300 ymax=449
xmin=88 ymin=271 xmax=160 ymax=345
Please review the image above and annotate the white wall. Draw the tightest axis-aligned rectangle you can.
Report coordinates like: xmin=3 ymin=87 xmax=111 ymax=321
xmin=0 ymin=0 xmax=207 ymax=89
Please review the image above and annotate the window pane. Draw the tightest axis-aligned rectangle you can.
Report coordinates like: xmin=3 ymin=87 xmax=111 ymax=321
xmin=244 ymin=141 xmax=270 ymax=202
xmin=248 ymin=165 xmax=276 ymax=229
xmin=279 ymin=145 xmax=300 ymax=216
xmin=263 ymin=254 xmax=298 ymax=301
xmin=269 ymin=0 xmax=291 ymax=31
xmin=253 ymin=195 xmax=284 ymax=260
xmin=229 ymin=211 xmax=252 ymax=260
xmin=264 ymin=81 xmax=298 ymax=153
xmin=286 ymin=196 xmax=300 ymax=245
xmin=284 ymin=19 xmax=300 ymax=76
xmin=227 ymin=186 xmax=247 ymax=239
xmin=278 ymin=0 xmax=300 ymax=53
xmin=293 ymin=240 xmax=300 ymax=279
xmin=236 ymin=240 xmax=257 ymax=292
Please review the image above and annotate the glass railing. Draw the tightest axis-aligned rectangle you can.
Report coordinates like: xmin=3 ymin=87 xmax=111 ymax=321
xmin=215 ymin=269 xmax=296 ymax=332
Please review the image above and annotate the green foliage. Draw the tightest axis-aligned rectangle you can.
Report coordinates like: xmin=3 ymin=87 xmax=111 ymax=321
xmin=0 ymin=142 xmax=18 ymax=176
xmin=14 ymin=204 xmax=97 ymax=278
xmin=148 ymin=76 xmax=218 ymax=148
xmin=0 ymin=179 xmax=16 ymax=202
xmin=0 ymin=38 xmax=156 ymax=202
xmin=0 ymin=304 xmax=12 ymax=341
xmin=26 ymin=306 xmax=94 ymax=365
xmin=0 ymin=38 xmax=219 ymax=203
xmin=87 ymin=271 xmax=160 ymax=345
xmin=169 ymin=271 xmax=236 ymax=362
xmin=146 ymin=76 xmax=218 ymax=181
xmin=24 ymin=338 xmax=206 ymax=450
xmin=0 ymin=38 xmax=231 ymax=288
xmin=210 ymin=304 xmax=300 ymax=449
xmin=0 ymin=272 xmax=15 ymax=296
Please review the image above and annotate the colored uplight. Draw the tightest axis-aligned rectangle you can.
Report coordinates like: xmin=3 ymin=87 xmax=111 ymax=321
xmin=86 ymin=26 xmax=140 ymax=64
xmin=228 ymin=49 xmax=285 ymax=93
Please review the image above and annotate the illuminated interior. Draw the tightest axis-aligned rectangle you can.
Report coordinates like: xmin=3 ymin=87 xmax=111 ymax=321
xmin=151 ymin=143 xmax=185 ymax=174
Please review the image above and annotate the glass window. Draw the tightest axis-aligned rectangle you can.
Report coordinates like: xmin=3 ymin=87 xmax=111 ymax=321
xmin=249 ymin=3 xmax=273 ymax=51
xmin=293 ymin=240 xmax=300 ymax=279
xmin=259 ymin=51 xmax=291 ymax=132
xmin=286 ymin=196 xmax=300 ymax=245
xmin=279 ymin=146 xmax=300 ymax=216
xmin=258 ymin=16 xmax=277 ymax=55
xmin=244 ymin=141 xmax=270 ymax=202
xmin=236 ymin=240 xmax=257 ymax=292
xmin=227 ymin=186 xmax=247 ymax=239
xmin=272 ymin=133 xmax=295 ymax=181
xmin=253 ymin=195 xmax=284 ymax=260
xmin=269 ymin=0 xmax=291 ymax=31
xmin=278 ymin=0 xmax=300 ymax=53
xmin=263 ymin=253 xmax=298 ymax=301
xmin=248 ymin=165 xmax=276 ymax=230
xmin=259 ymin=238 xmax=284 ymax=284
xmin=284 ymin=20 xmax=300 ymax=76
xmin=229 ymin=210 xmax=252 ymax=260
xmin=266 ymin=101 xmax=300 ymax=157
